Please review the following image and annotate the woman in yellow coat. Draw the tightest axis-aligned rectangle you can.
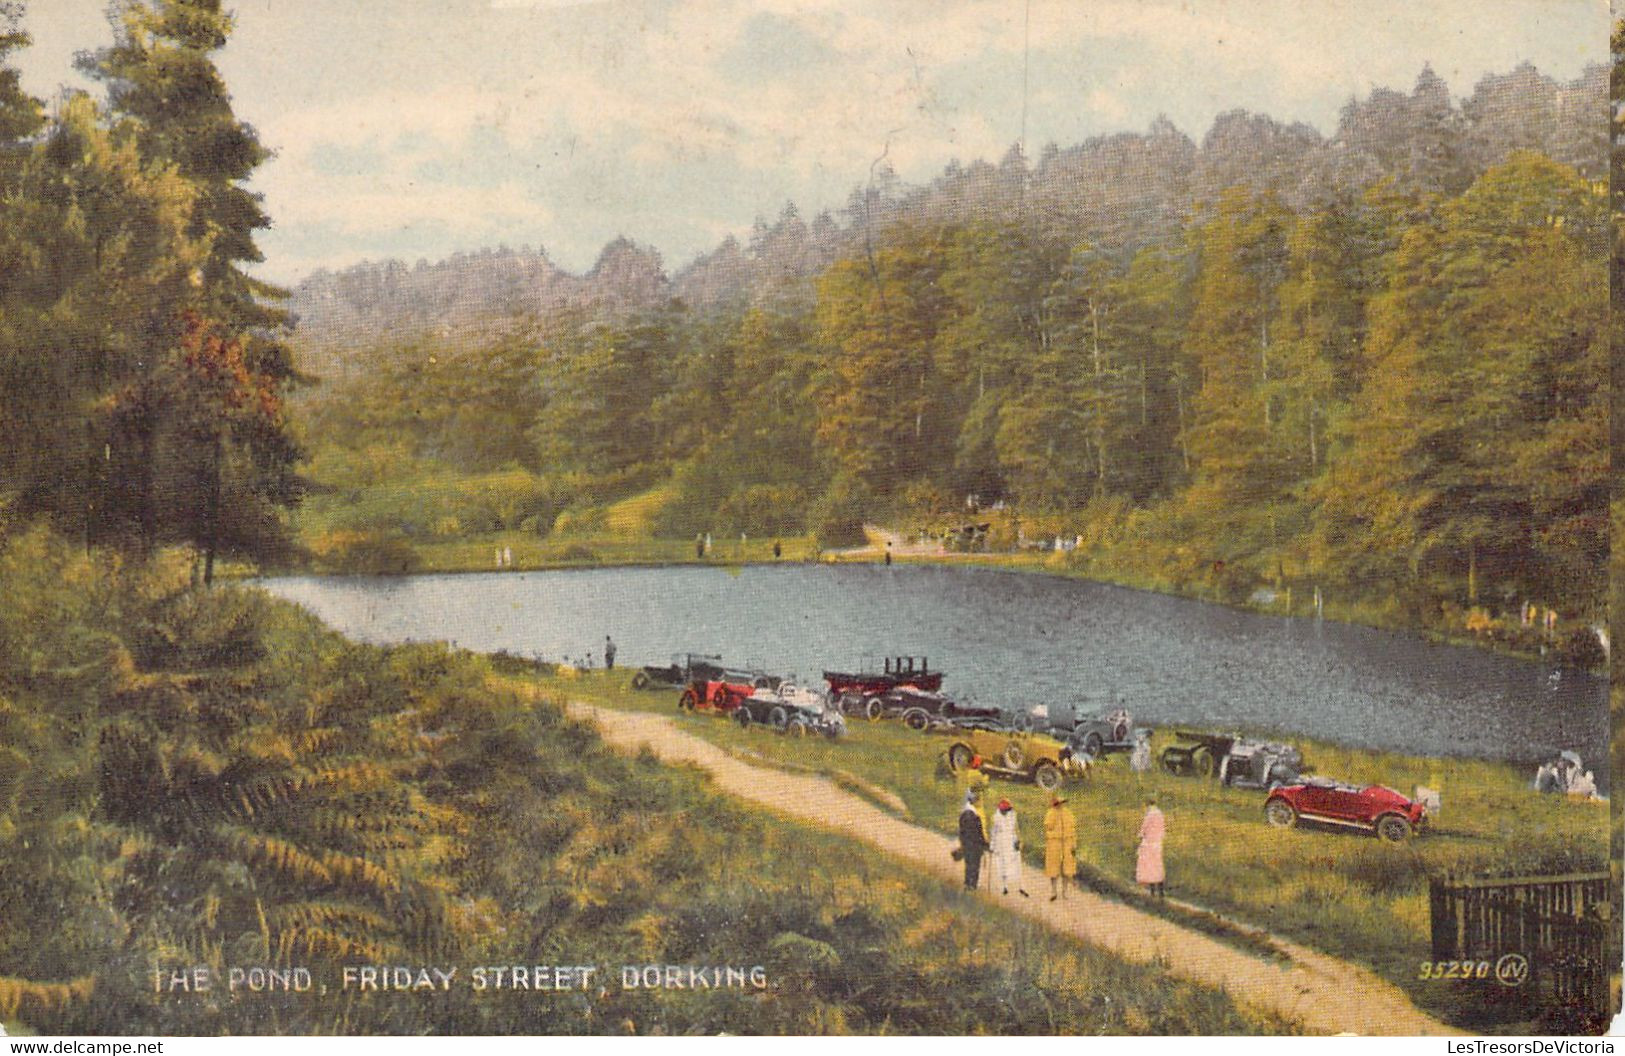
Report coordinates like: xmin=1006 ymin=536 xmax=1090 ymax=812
xmin=1043 ymin=795 xmax=1077 ymax=901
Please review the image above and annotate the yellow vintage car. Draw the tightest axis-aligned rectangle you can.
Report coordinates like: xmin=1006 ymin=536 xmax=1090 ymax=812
xmin=945 ymin=726 xmax=1090 ymax=791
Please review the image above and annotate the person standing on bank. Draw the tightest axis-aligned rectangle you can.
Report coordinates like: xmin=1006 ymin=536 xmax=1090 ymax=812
xmin=958 ymin=791 xmax=989 ymax=890
xmin=1044 ymin=794 xmax=1077 ymax=901
xmin=603 ymin=636 xmax=616 ymax=671
xmin=1136 ymin=795 xmax=1165 ymax=898
xmin=989 ymin=798 xmax=1027 ymax=897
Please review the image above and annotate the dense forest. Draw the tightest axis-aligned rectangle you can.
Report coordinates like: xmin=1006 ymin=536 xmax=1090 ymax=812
xmin=295 ymin=61 xmax=1609 ymax=653
xmin=0 ymin=3 xmax=1303 ymax=1033
xmin=0 ymin=0 xmax=1616 ymax=1035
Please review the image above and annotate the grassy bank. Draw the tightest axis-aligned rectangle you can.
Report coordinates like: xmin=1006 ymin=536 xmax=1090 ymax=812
xmin=537 ymin=669 xmax=1611 ymax=1033
xmin=0 ymin=527 xmax=1292 ymax=1036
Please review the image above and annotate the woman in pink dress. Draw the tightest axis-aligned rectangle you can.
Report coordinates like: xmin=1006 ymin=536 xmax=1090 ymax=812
xmin=1136 ymin=796 xmax=1166 ymax=898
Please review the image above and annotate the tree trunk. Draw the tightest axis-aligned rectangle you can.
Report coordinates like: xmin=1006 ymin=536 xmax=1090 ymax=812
xmin=1260 ymin=316 xmax=1271 ymax=428
xmin=1174 ymin=383 xmax=1190 ymax=473
xmin=1308 ymin=401 xmax=1318 ymax=470
xmin=203 ymin=438 xmax=222 ymax=587
xmin=1090 ymin=298 xmax=1107 ymax=497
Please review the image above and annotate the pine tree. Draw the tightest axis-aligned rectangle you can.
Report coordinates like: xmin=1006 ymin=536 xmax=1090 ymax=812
xmin=79 ymin=0 xmax=302 ymax=577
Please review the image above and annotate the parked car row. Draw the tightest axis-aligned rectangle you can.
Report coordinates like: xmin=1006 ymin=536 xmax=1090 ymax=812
xmin=633 ymin=648 xmax=1431 ymax=842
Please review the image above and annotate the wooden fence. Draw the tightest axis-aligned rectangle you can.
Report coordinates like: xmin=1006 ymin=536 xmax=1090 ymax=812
xmin=1429 ymin=870 xmax=1618 ymax=1030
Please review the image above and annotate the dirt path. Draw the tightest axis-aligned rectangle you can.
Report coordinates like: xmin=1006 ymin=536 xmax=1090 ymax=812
xmin=566 ymin=700 xmax=1459 ymax=1036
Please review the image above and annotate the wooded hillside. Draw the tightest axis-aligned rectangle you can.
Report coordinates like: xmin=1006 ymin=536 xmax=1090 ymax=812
xmin=293 ymin=61 xmax=1610 ymax=642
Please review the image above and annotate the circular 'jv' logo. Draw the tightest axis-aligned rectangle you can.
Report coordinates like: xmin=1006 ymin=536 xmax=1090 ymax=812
xmin=1494 ymin=953 xmax=1529 ymax=988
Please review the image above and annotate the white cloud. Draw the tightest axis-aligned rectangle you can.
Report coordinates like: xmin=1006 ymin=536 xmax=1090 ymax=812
xmin=205 ymin=0 xmax=1604 ymax=279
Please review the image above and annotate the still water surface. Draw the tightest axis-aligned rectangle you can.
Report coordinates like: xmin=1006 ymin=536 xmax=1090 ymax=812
xmin=260 ymin=564 xmax=1607 ymax=778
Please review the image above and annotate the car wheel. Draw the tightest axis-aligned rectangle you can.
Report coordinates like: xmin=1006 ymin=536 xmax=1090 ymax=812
xmin=1002 ymin=742 xmax=1025 ymax=770
xmin=1083 ymin=732 xmax=1104 ymax=757
xmin=768 ymin=706 xmax=789 ymax=731
xmin=1159 ymin=748 xmax=1186 ymax=775
xmin=678 ymin=690 xmax=698 ymax=711
xmin=903 ymin=708 xmax=930 ymax=731
xmin=1034 ymin=762 xmax=1061 ymax=791
xmin=785 ymin=719 xmax=808 ymax=738
xmin=1192 ymin=746 xmax=1216 ymax=778
xmin=948 ymin=743 xmax=973 ymax=771
xmin=631 ymin=671 xmax=650 ymax=690
xmin=863 ymin=697 xmax=884 ymax=722
xmin=735 ymin=708 xmax=753 ymax=729
xmin=1012 ymin=711 xmax=1033 ymax=732
xmin=823 ymin=724 xmax=843 ymax=741
xmin=1375 ymin=814 xmax=1412 ymax=843
xmin=1263 ymin=799 xmax=1297 ymax=829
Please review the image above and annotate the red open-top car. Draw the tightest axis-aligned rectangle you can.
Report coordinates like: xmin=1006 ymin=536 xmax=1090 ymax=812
xmin=677 ymin=672 xmax=761 ymax=714
xmin=1263 ymin=778 xmax=1427 ymax=842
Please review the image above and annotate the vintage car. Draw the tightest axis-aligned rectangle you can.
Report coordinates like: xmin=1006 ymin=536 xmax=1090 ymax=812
xmin=676 ymin=671 xmax=763 ymax=714
xmin=1263 ymin=778 xmax=1427 ymax=842
xmin=734 ymin=683 xmax=846 ymax=739
xmin=823 ymin=655 xmax=944 ymax=702
xmin=1042 ymin=707 xmax=1143 ymax=757
xmin=843 ymin=684 xmax=1002 ymax=729
xmin=1159 ymin=731 xmax=1304 ymax=789
xmin=631 ymin=652 xmax=727 ymax=690
xmin=944 ymin=726 xmax=1090 ymax=791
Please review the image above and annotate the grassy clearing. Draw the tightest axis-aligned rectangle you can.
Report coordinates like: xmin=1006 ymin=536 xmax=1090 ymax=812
xmin=602 ymin=484 xmax=678 ymax=538
xmin=538 ymin=668 xmax=1610 ymax=1032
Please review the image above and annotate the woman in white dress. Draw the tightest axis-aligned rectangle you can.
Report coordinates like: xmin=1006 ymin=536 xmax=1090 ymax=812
xmin=989 ymin=799 xmax=1028 ymax=897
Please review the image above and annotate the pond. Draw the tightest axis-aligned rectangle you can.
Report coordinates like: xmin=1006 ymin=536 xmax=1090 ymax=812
xmin=260 ymin=563 xmax=1608 ymax=781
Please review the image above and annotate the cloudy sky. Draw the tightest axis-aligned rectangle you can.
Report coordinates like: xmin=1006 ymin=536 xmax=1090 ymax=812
xmin=12 ymin=0 xmax=1607 ymax=282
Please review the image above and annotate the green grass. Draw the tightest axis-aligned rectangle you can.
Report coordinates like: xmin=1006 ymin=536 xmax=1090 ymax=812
xmin=401 ymin=532 xmax=823 ymax=573
xmin=536 ymin=669 xmax=1611 ymax=1033
xmin=602 ymin=483 xmax=678 ymax=538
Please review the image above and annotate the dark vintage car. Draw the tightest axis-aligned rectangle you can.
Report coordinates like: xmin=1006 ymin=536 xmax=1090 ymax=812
xmin=841 ymin=684 xmax=1001 ymax=729
xmin=1263 ymin=779 xmax=1427 ymax=842
xmin=823 ymin=656 xmax=944 ymax=701
xmin=733 ymin=683 xmax=845 ymax=739
xmin=1044 ymin=707 xmax=1144 ymax=758
xmin=1160 ymin=731 xmax=1304 ymax=789
xmin=631 ymin=652 xmax=725 ymax=690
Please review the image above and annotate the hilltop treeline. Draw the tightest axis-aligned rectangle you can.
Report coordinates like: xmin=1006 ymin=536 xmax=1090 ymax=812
xmin=303 ymin=68 xmax=1609 ymax=633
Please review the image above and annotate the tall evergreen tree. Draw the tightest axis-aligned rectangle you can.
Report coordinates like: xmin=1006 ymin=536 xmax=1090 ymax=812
xmin=80 ymin=0 xmax=301 ymax=577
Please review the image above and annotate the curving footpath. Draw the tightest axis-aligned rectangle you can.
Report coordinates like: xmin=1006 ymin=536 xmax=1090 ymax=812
xmin=561 ymin=699 xmax=1461 ymax=1036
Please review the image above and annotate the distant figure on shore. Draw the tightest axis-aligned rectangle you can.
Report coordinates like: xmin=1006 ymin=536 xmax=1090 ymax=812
xmin=502 ymin=545 xmax=512 ymax=568
xmin=773 ymin=540 xmax=781 ymax=560
xmin=884 ymin=541 xmax=893 ymax=566
xmin=604 ymin=635 xmax=617 ymax=671
xmin=695 ymin=534 xmax=704 ymax=559
xmin=704 ymin=532 xmax=712 ymax=555
xmin=1136 ymin=796 xmax=1166 ymax=898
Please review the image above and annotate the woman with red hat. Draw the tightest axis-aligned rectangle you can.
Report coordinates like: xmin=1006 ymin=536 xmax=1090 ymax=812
xmin=989 ymin=798 xmax=1028 ymax=897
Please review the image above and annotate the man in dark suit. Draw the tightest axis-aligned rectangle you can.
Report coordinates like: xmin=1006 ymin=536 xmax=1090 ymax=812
xmin=958 ymin=791 xmax=989 ymax=890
